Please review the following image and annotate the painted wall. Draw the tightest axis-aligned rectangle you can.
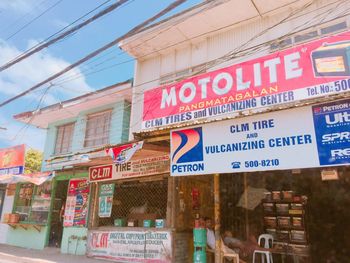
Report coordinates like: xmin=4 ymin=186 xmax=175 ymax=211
xmin=42 ymin=99 xmax=131 ymax=171
xmin=0 ymin=194 xmax=14 ymax=244
xmin=60 ymin=227 xmax=88 ymax=255
xmin=129 ymin=0 xmax=350 ymax=136
xmin=6 ymin=226 xmax=48 ymax=250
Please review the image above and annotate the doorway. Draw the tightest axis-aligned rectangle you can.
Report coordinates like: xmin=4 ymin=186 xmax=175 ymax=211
xmin=0 ymin=184 xmax=6 ymax=219
xmin=49 ymin=180 xmax=69 ymax=247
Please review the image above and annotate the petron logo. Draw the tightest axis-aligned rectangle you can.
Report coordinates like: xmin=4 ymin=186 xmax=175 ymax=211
xmin=171 ymin=127 xmax=204 ymax=174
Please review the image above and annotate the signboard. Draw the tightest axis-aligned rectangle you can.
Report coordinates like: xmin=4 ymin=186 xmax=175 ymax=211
xmin=64 ymin=178 xmax=90 ymax=227
xmin=98 ymin=183 xmax=115 ymax=218
xmin=170 ymin=99 xmax=350 ymax=176
xmin=105 ymin=141 xmax=143 ymax=164
xmin=143 ymin=30 xmax=350 ymax=130
xmin=89 ymin=155 xmax=170 ymax=182
xmin=87 ymin=229 xmax=172 ymax=262
xmin=0 ymin=144 xmax=25 ymax=175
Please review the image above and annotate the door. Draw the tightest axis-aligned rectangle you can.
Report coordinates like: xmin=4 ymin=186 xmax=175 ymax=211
xmin=0 ymin=185 xmax=6 ymax=219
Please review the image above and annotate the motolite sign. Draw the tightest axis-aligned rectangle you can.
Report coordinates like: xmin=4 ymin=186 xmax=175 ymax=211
xmin=143 ymin=30 xmax=350 ymax=130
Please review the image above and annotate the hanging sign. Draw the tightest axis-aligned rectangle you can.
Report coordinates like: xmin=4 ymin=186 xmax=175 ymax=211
xmin=170 ymin=99 xmax=350 ymax=176
xmin=105 ymin=141 xmax=143 ymax=164
xmin=64 ymin=178 xmax=90 ymax=227
xmin=98 ymin=183 xmax=115 ymax=218
xmin=143 ymin=30 xmax=350 ymax=130
xmin=87 ymin=229 xmax=172 ymax=262
xmin=0 ymin=145 xmax=25 ymax=175
xmin=89 ymin=155 xmax=170 ymax=182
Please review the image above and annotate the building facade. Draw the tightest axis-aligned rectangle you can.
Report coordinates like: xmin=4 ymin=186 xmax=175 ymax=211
xmin=12 ymin=81 xmax=132 ymax=253
xmin=119 ymin=0 xmax=350 ymax=262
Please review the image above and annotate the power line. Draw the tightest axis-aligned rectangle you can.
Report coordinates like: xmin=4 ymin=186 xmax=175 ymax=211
xmin=5 ymin=0 xmax=64 ymax=41
xmin=2 ymin=0 xmax=114 ymax=68
xmin=0 ymin=0 xmax=188 ymax=108
xmin=0 ymin=0 xmax=131 ymax=72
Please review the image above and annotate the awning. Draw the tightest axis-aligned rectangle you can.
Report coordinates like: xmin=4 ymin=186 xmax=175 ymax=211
xmin=0 ymin=171 xmax=55 ymax=185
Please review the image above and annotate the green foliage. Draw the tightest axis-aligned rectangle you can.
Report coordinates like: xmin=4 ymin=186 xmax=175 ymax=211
xmin=24 ymin=149 xmax=43 ymax=174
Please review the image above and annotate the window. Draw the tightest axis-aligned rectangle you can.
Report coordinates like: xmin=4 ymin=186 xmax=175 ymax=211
xmin=54 ymin=123 xmax=74 ymax=154
xmin=84 ymin=110 xmax=112 ymax=148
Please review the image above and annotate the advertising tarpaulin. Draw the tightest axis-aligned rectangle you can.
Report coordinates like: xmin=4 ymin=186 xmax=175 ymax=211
xmin=89 ymin=155 xmax=170 ymax=182
xmin=87 ymin=229 xmax=172 ymax=262
xmin=170 ymin=99 xmax=350 ymax=176
xmin=0 ymin=171 xmax=54 ymax=185
xmin=98 ymin=183 xmax=115 ymax=218
xmin=64 ymin=178 xmax=89 ymax=227
xmin=105 ymin=141 xmax=143 ymax=164
xmin=0 ymin=144 xmax=25 ymax=175
xmin=143 ymin=30 xmax=350 ymax=130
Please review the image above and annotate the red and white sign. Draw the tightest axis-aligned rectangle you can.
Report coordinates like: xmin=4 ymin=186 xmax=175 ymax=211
xmin=105 ymin=141 xmax=143 ymax=164
xmin=143 ymin=30 xmax=350 ymax=130
xmin=89 ymin=165 xmax=113 ymax=182
xmin=89 ymin=155 xmax=170 ymax=182
xmin=0 ymin=144 xmax=25 ymax=175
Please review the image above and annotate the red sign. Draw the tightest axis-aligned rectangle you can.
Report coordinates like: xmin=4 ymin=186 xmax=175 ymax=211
xmin=0 ymin=145 xmax=25 ymax=175
xmin=142 ymin=30 xmax=350 ymax=130
xmin=89 ymin=165 xmax=113 ymax=181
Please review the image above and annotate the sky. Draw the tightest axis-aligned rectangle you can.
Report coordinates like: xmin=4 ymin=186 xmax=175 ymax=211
xmin=0 ymin=0 xmax=202 ymax=151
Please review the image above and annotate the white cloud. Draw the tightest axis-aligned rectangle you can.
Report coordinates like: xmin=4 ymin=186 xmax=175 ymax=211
xmin=0 ymin=113 xmax=45 ymax=151
xmin=0 ymin=0 xmax=34 ymax=14
xmin=0 ymin=39 xmax=94 ymax=105
xmin=0 ymin=39 xmax=94 ymax=151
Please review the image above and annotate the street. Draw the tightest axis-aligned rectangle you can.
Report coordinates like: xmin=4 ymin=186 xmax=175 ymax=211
xmin=0 ymin=244 xmax=104 ymax=263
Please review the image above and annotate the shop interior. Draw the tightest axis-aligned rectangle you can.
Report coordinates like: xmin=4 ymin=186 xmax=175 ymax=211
xmin=173 ymin=167 xmax=350 ymax=263
xmin=95 ymin=176 xmax=168 ymax=228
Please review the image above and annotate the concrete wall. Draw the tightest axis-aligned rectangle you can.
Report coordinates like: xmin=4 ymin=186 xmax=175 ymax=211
xmin=0 ymin=193 xmax=14 ymax=244
xmin=42 ymin=100 xmax=131 ymax=171
xmin=129 ymin=0 xmax=350 ymax=136
xmin=61 ymin=227 xmax=88 ymax=255
xmin=6 ymin=226 xmax=48 ymax=250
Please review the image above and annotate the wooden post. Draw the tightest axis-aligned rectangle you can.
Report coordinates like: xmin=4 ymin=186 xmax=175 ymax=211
xmin=243 ymin=173 xmax=249 ymax=238
xmin=214 ymin=173 xmax=221 ymax=263
xmin=166 ymin=176 xmax=176 ymax=228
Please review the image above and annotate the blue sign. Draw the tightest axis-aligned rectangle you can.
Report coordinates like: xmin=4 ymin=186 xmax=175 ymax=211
xmin=0 ymin=166 xmax=24 ymax=175
xmin=312 ymin=99 xmax=350 ymax=165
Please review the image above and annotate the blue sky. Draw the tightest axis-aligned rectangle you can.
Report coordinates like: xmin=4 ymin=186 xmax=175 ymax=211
xmin=0 ymin=0 xmax=201 ymax=151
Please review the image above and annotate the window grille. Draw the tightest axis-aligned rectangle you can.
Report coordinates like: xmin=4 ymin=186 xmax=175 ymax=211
xmin=54 ymin=123 xmax=74 ymax=154
xmin=97 ymin=179 xmax=168 ymax=227
xmin=84 ymin=110 xmax=112 ymax=148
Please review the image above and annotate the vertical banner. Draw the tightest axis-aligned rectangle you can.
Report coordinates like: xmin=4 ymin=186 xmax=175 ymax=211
xmin=0 ymin=144 xmax=25 ymax=175
xmin=64 ymin=178 xmax=90 ymax=227
xmin=312 ymin=99 xmax=350 ymax=165
xmin=98 ymin=183 xmax=115 ymax=218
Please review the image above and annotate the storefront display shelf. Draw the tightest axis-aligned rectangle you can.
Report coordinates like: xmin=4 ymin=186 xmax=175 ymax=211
xmin=6 ymin=222 xmax=46 ymax=232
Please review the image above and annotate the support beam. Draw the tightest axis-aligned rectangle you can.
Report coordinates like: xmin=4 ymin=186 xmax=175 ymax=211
xmin=214 ymin=173 xmax=221 ymax=263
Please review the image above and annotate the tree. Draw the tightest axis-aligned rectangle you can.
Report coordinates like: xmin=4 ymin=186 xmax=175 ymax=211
xmin=24 ymin=149 xmax=43 ymax=174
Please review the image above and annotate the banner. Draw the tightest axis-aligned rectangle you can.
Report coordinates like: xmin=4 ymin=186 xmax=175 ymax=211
xmin=0 ymin=171 xmax=54 ymax=185
xmin=143 ymin=30 xmax=350 ymax=130
xmin=64 ymin=178 xmax=89 ymax=227
xmin=98 ymin=183 xmax=115 ymax=218
xmin=0 ymin=144 xmax=25 ymax=175
xmin=87 ymin=229 xmax=172 ymax=262
xmin=89 ymin=155 xmax=170 ymax=182
xmin=170 ymin=99 xmax=350 ymax=176
xmin=105 ymin=141 xmax=143 ymax=164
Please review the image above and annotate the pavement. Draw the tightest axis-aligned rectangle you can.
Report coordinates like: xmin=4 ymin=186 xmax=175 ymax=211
xmin=0 ymin=244 xmax=106 ymax=263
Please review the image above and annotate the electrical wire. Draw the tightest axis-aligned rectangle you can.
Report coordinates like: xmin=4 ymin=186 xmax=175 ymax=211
xmin=0 ymin=0 xmax=189 ymax=108
xmin=0 ymin=0 xmax=131 ymax=72
xmin=5 ymin=0 xmax=64 ymax=41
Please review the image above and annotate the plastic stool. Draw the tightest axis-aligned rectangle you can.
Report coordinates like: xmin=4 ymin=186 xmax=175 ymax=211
xmin=252 ymin=234 xmax=274 ymax=263
xmin=221 ymin=251 xmax=239 ymax=263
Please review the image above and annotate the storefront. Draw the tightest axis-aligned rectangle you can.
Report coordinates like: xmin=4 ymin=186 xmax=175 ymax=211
xmin=169 ymin=98 xmax=350 ymax=262
xmin=86 ymin=149 xmax=191 ymax=263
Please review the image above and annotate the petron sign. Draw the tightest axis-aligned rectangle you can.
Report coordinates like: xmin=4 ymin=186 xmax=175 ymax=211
xmin=143 ymin=30 xmax=350 ymax=130
xmin=170 ymin=99 xmax=350 ymax=176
